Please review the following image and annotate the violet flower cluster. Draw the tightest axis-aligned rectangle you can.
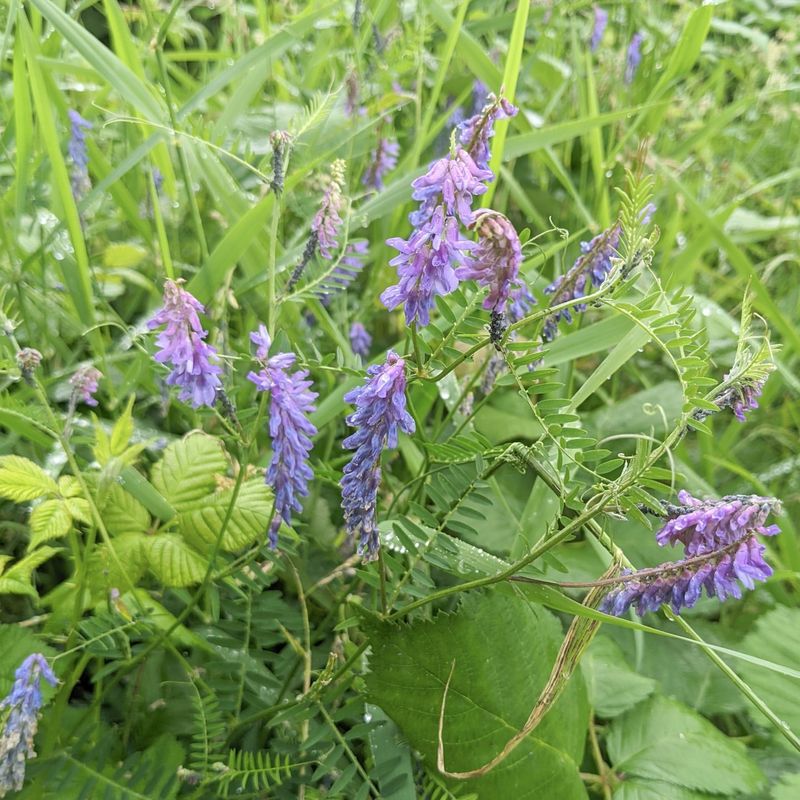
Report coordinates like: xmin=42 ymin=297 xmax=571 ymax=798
xmin=363 ymin=136 xmax=399 ymax=191
xmin=0 ymin=653 xmax=58 ymax=796
xmin=601 ymin=492 xmax=781 ymax=616
xmin=247 ymin=326 xmax=318 ymax=548
xmin=625 ymin=32 xmax=644 ymax=84
xmin=457 ymin=93 xmax=518 ymax=175
xmin=590 ymin=6 xmax=608 ymax=52
xmin=542 ymin=224 xmax=621 ymax=342
xmin=67 ymin=109 xmax=92 ymax=200
xmin=69 ymin=365 xmax=102 ymax=407
xmin=341 ymin=351 xmax=414 ymax=560
xmin=456 ymin=210 xmax=523 ymax=315
xmin=312 ymin=160 xmax=347 ymax=260
xmin=715 ymin=376 xmax=765 ymax=422
xmin=148 ymin=280 xmax=222 ymax=409
xmin=349 ymin=322 xmax=372 ymax=357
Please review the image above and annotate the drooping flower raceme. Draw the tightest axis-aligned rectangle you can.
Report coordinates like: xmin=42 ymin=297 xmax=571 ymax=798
xmin=456 ymin=210 xmax=523 ymax=314
xmin=590 ymin=6 xmax=608 ymax=51
xmin=69 ymin=365 xmax=102 ymax=407
xmin=349 ymin=322 xmax=372 ymax=357
xmin=148 ymin=279 xmax=222 ymax=409
xmin=67 ymin=110 xmax=92 ymax=200
xmin=601 ymin=492 xmax=781 ymax=617
xmin=381 ymin=206 xmax=475 ymax=326
xmin=247 ymin=326 xmax=318 ymax=549
xmin=363 ymin=137 xmax=399 ymax=191
xmin=625 ymin=32 xmax=643 ymax=84
xmin=0 ymin=653 xmax=58 ymax=796
xmin=715 ymin=375 xmax=766 ymax=422
xmin=312 ymin=160 xmax=347 ymax=260
xmin=542 ymin=224 xmax=621 ymax=342
xmin=341 ymin=351 xmax=415 ymax=560
xmin=457 ymin=93 xmax=518 ymax=175
xmin=509 ymin=280 xmax=536 ymax=323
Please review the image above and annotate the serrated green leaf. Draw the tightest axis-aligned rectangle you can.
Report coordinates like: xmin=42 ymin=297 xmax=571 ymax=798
xmin=143 ymin=535 xmax=208 ymax=587
xmin=29 ymin=499 xmax=72 ymax=549
xmin=87 ymin=532 xmax=149 ymax=601
xmin=0 ymin=456 xmax=58 ymax=502
xmin=110 ymin=395 xmax=136 ymax=457
xmin=101 ymin=483 xmax=151 ymax=537
xmin=607 ymin=695 xmax=764 ymax=795
xmin=151 ymin=433 xmax=228 ymax=513
xmin=178 ymin=477 xmax=273 ymax=553
xmin=364 ymin=591 xmax=589 ymax=799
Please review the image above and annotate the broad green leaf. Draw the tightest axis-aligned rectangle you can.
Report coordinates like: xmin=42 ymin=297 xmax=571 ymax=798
xmin=28 ymin=499 xmax=72 ymax=549
xmin=582 ymin=637 xmax=656 ymax=719
xmin=57 ymin=475 xmax=83 ymax=498
xmin=607 ymin=695 xmax=764 ymax=796
xmin=0 ymin=455 xmax=59 ymax=501
xmin=151 ymin=433 xmax=228 ymax=513
xmin=101 ymin=483 xmax=151 ymax=537
xmin=109 ymin=395 xmax=136 ymax=457
xmin=0 ymin=547 xmax=60 ymax=597
xmin=87 ymin=532 xmax=149 ymax=601
xmin=143 ymin=535 xmax=208 ymax=588
xmin=614 ymin=779 xmax=717 ymax=800
xmin=178 ymin=477 xmax=273 ymax=553
xmin=772 ymin=773 xmax=800 ymax=800
xmin=739 ymin=607 xmax=800 ymax=738
xmin=364 ymin=591 xmax=589 ymax=799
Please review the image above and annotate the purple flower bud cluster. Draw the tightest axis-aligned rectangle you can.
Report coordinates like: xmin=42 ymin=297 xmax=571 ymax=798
xmin=456 ymin=210 xmax=523 ymax=314
xmin=625 ymin=32 xmax=644 ymax=84
xmin=148 ymin=280 xmax=222 ymax=409
xmin=69 ymin=365 xmax=102 ymax=407
xmin=0 ymin=653 xmax=58 ymax=796
xmin=349 ymin=322 xmax=372 ymax=357
xmin=341 ymin=351 xmax=415 ymax=560
xmin=715 ymin=375 xmax=765 ymax=422
xmin=363 ymin=136 xmax=399 ymax=191
xmin=542 ymin=224 xmax=621 ymax=342
xmin=382 ymin=207 xmax=474 ymax=326
xmin=458 ymin=92 xmax=518 ymax=174
xmin=601 ymin=492 xmax=781 ymax=616
xmin=312 ymin=160 xmax=347 ymax=260
xmin=16 ymin=349 xmax=42 ymax=385
xmin=247 ymin=325 xmax=318 ymax=549
xmin=590 ymin=6 xmax=608 ymax=51
xmin=67 ymin=110 xmax=92 ymax=200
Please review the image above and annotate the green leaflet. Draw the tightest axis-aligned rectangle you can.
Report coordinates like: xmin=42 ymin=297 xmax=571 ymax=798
xmin=364 ymin=591 xmax=589 ymax=799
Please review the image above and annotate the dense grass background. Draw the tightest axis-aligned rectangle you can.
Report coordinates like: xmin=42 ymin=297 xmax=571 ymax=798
xmin=0 ymin=1 xmax=799 ymax=798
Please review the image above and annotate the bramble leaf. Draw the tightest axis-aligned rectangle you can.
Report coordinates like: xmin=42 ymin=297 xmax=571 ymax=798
xmin=0 ymin=455 xmax=58 ymax=502
xmin=29 ymin=499 xmax=73 ymax=549
xmin=143 ymin=535 xmax=208 ymax=587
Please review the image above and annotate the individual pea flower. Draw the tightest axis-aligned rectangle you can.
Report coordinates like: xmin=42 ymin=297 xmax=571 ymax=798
xmin=349 ymin=322 xmax=372 ymax=357
xmin=147 ymin=279 xmax=222 ymax=409
xmin=625 ymin=32 xmax=644 ymax=84
xmin=410 ymin=148 xmax=492 ymax=227
xmin=381 ymin=205 xmax=475 ymax=326
xmin=247 ymin=325 xmax=318 ymax=549
xmin=0 ymin=653 xmax=58 ymax=796
xmin=542 ymin=224 xmax=621 ymax=342
xmin=362 ymin=136 xmax=399 ymax=191
xmin=67 ymin=109 xmax=92 ymax=200
xmin=457 ymin=92 xmax=518 ymax=175
xmin=69 ymin=365 xmax=102 ymax=407
xmin=714 ymin=375 xmax=767 ymax=422
xmin=600 ymin=492 xmax=781 ymax=616
xmin=16 ymin=348 xmax=42 ymax=385
xmin=312 ymin=159 xmax=347 ymax=260
xmin=590 ymin=6 xmax=608 ymax=52
xmin=341 ymin=351 xmax=415 ymax=560
xmin=456 ymin=210 xmax=522 ymax=316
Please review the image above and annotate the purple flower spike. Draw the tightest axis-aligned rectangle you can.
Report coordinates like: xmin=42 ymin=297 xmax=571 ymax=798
xmin=625 ymin=32 xmax=643 ymax=84
xmin=382 ymin=205 xmax=475 ymax=326
xmin=715 ymin=375 xmax=766 ymax=422
xmin=341 ymin=351 xmax=415 ymax=560
xmin=363 ymin=137 xmax=399 ymax=191
xmin=68 ymin=109 xmax=92 ymax=199
xmin=456 ymin=210 xmax=523 ymax=314
xmin=508 ymin=279 xmax=536 ymax=323
xmin=69 ymin=365 xmax=102 ymax=407
xmin=411 ymin=148 xmax=492 ymax=226
xmin=458 ymin=92 xmax=519 ymax=174
xmin=248 ymin=334 xmax=318 ymax=549
xmin=601 ymin=491 xmax=781 ymax=617
xmin=0 ymin=653 xmax=58 ymax=795
xmin=349 ymin=322 xmax=372 ymax=357
xmin=148 ymin=279 xmax=222 ymax=409
xmin=590 ymin=6 xmax=608 ymax=52
xmin=312 ymin=160 xmax=347 ymax=260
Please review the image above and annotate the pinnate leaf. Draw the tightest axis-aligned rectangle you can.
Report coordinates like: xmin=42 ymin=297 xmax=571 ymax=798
xmin=364 ymin=590 xmax=589 ymax=799
xmin=0 ymin=455 xmax=58 ymax=502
